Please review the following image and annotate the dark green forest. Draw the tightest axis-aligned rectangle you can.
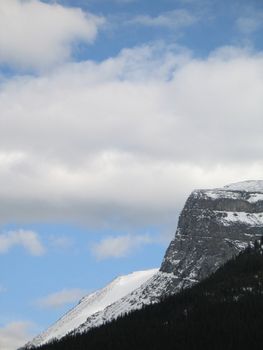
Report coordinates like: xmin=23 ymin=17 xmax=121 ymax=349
xmin=35 ymin=244 xmax=263 ymax=350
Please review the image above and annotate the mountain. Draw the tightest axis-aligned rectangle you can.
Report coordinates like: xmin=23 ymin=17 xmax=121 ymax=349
xmin=70 ymin=180 xmax=263 ymax=336
xmin=26 ymin=269 xmax=157 ymax=348
xmin=25 ymin=180 xmax=263 ymax=348
xmin=30 ymin=245 xmax=263 ymax=350
xmin=160 ymin=179 xmax=263 ymax=279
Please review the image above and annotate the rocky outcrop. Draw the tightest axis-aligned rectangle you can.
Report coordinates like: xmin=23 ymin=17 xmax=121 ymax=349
xmin=160 ymin=184 xmax=263 ymax=282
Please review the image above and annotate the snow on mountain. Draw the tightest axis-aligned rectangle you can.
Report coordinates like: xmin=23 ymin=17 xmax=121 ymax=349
xmin=25 ymin=180 xmax=263 ymax=349
xmin=223 ymin=180 xmax=263 ymax=193
xmin=26 ymin=268 xmax=157 ymax=348
xmin=200 ymin=180 xmax=263 ymax=202
xmin=72 ymin=271 xmax=180 ymax=337
xmin=217 ymin=211 xmax=263 ymax=226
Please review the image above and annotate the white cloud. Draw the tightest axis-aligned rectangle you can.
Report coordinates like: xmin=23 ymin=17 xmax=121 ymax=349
xmin=36 ymin=289 xmax=87 ymax=309
xmin=0 ymin=44 xmax=262 ymax=228
xmin=92 ymin=234 xmax=153 ymax=260
xmin=0 ymin=230 xmax=45 ymax=256
xmin=0 ymin=321 xmax=34 ymax=350
xmin=130 ymin=9 xmax=197 ymax=29
xmin=0 ymin=0 xmax=104 ymax=70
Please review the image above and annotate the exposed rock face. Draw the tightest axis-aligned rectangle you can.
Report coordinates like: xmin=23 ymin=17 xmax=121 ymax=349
xmin=160 ymin=184 xmax=263 ymax=283
xmin=26 ymin=180 xmax=263 ymax=347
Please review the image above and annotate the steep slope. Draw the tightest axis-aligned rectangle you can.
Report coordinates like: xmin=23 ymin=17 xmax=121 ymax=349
xmin=160 ymin=180 xmax=263 ymax=278
xmin=26 ymin=269 xmax=157 ymax=348
xmin=72 ymin=180 xmax=263 ymax=337
xmin=27 ymin=180 xmax=263 ymax=348
xmin=34 ymin=246 xmax=263 ymax=350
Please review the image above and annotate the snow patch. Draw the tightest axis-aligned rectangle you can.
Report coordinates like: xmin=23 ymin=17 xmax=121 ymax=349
xmin=224 ymin=239 xmax=248 ymax=250
xmin=223 ymin=180 xmax=263 ymax=193
xmin=195 ymin=180 xmax=263 ymax=201
xmin=247 ymin=193 xmax=263 ymax=203
xmin=217 ymin=211 xmax=263 ymax=226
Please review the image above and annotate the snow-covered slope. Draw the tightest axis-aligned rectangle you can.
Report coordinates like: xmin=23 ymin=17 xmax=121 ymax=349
xmin=26 ymin=269 xmax=157 ymax=348
xmin=72 ymin=271 xmax=184 ymax=336
xmin=223 ymin=180 xmax=263 ymax=193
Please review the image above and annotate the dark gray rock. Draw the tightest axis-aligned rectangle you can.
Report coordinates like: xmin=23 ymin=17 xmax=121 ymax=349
xmin=73 ymin=182 xmax=263 ymax=336
xmin=160 ymin=187 xmax=263 ymax=282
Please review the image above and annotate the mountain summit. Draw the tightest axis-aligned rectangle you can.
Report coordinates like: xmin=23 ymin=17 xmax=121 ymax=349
xmin=25 ymin=180 xmax=263 ymax=348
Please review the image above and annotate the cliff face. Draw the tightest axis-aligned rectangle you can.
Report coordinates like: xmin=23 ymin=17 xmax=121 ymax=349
xmin=160 ymin=184 xmax=263 ymax=284
xmin=26 ymin=181 xmax=263 ymax=347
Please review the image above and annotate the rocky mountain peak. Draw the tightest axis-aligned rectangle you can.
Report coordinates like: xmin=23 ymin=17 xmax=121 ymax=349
xmin=25 ymin=180 xmax=263 ymax=348
xmin=160 ymin=180 xmax=263 ymax=279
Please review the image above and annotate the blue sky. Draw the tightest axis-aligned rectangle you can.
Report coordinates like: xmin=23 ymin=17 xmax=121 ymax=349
xmin=0 ymin=0 xmax=263 ymax=349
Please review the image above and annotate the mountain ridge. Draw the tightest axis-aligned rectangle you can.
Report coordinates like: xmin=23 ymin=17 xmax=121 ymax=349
xmin=25 ymin=180 xmax=263 ymax=348
xmin=29 ymin=244 xmax=263 ymax=350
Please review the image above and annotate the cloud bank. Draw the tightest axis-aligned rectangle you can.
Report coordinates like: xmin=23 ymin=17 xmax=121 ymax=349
xmin=0 ymin=0 xmax=104 ymax=70
xmin=0 ymin=44 xmax=262 ymax=228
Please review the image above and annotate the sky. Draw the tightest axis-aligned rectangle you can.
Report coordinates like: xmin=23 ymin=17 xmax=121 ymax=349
xmin=0 ymin=0 xmax=263 ymax=349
